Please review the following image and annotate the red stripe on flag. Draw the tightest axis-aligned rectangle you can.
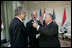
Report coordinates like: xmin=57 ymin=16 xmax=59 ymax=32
xmin=1 ymin=19 xmax=2 ymax=25
xmin=43 ymin=9 xmax=45 ymax=14
xmin=62 ymin=8 xmax=66 ymax=26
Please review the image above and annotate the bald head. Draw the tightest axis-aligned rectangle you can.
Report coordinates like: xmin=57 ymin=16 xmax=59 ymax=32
xmin=31 ymin=10 xmax=38 ymax=20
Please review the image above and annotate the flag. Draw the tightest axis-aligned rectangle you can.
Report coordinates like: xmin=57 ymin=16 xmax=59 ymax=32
xmin=52 ymin=9 xmax=56 ymax=23
xmin=43 ymin=9 xmax=46 ymax=20
xmin=60 ymin=8 xmax=68 ymax=33
xmin=39 ymin=9 xmax=43 ymax=25
xmin=1 ymin=19 xmax=5 ymax=41
xmin=40 ymin=9 xmax=42 ymax=17
xmin=62 ymin=8 xmax=66 ymax=26
xmin=1 ymin=19 xmax=4 ymax=29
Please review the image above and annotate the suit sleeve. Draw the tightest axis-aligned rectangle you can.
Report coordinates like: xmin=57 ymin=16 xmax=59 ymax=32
xmin=38 ymin=24 xmax=58 ymax=37
xmin=26 ymin=23 xmax=36 ymax=40
xmin=37 ymin=20 xmax=43 ymax=26
xmin=10 ymin=23 xmax=21 ymax=46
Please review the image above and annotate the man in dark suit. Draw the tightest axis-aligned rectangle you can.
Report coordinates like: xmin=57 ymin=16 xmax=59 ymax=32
xmin=9 ymin=6 xmax=28 ymax=47
xmin=32 ymin=13 xmax=61 ymax=47
xmin=26 ymin=11 xmax=40 ymax=47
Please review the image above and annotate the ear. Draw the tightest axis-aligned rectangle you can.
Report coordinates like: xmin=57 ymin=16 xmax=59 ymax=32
xmin=20 ymin=12 xmax=22 ymax=15
xmin=18 ymin=12 xmax=21 ymax=16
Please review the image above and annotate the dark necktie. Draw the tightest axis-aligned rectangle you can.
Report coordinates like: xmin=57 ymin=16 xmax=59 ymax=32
xmin=22 ymin=22 xmax=24 ymax=24
xmin=45 ymin=24 xmax=47 ymax=28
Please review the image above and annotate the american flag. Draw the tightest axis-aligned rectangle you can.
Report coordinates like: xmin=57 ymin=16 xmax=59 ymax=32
xmin=39 ymin=9 xmax=43 ymax=25
xmin=52 ymin=9 xmax=56 ymax=23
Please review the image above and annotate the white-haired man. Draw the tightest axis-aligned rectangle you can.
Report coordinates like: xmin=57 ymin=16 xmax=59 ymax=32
xmin=26 ymin=10 xmax=42 ymax=47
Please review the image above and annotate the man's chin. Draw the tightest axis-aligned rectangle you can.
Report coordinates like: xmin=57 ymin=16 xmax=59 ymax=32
xmin=22 ymin=18 xmax=25 ymax=20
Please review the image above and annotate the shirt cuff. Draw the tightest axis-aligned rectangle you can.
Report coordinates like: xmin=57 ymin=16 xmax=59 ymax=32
xmin=37 ymin=25 xmax=40 ymax=31
xmin=36 ymin=34 xmax=40 ymax=38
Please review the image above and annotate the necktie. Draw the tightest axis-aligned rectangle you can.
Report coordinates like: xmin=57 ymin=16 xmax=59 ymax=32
xmin=45 ymin=24 xmax=47 ymax=28
xmin=22 ymin=22 xmax=24 ymax=24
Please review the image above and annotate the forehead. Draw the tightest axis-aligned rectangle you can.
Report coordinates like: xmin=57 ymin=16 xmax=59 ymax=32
xmin=33 ymin=12 xmax=37 ymax=14
xmin=46 ymin=14 xmax=51 ymax=18
xmin=32 ymin=11 xmax=37 ymax=14
xmin=21 ymin=11 xmax=25 ymax=14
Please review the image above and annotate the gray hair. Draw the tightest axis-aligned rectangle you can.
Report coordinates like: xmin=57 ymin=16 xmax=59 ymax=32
xmin=15 ymin=6 xmax=24 ymax=16
xmin=45 ymin=13 xmax=53 ymax=20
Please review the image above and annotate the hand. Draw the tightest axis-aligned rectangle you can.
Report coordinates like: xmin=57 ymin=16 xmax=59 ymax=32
xmin=36 ymin=34 xmax=40 ymax=39
xmin=32 ymin=22 xmax=38 ymax=28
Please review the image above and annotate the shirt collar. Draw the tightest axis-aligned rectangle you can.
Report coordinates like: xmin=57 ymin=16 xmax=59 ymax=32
xmin=15 ymin=16 xmax=23 ymax=22
xmin=47 ymin=20 xmax=53 ymax=25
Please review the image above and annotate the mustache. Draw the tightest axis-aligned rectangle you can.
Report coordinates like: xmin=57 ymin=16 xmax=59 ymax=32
xmin=33 ymin=16 xmax=37 ymax=18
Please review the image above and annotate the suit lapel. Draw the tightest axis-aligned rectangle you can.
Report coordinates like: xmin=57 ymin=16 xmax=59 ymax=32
xmin=47 ymin=21 xmax=53 ymax=28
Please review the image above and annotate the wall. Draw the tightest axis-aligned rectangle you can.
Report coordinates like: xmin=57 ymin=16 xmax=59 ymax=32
xmin=1 ymin=1 xmax=71 ymax=42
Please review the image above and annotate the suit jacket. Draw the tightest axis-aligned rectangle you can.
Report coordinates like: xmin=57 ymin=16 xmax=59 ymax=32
xmin=26 ymin=19 xmax=41 ymax=47
xmin=9 ymin=17 xmax=28 ymax=47
xmin=38 ymin=21 xmax=60 ymax=47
